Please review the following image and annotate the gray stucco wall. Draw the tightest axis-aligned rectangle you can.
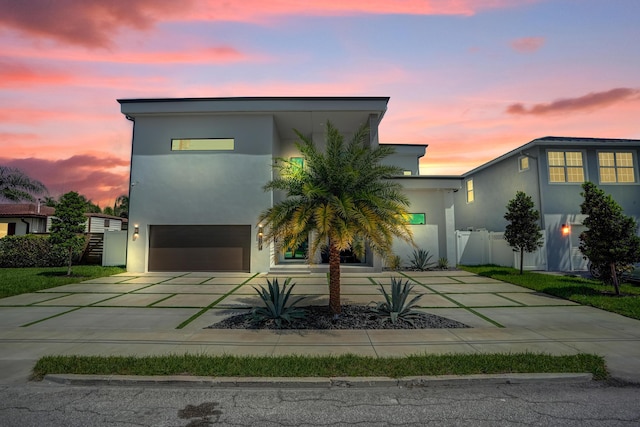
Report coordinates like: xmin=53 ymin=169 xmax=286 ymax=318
xmin=126 ymin=114 xmax=275 ymax=272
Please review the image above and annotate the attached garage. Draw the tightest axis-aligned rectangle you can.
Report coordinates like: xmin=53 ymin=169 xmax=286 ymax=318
xmin=148 ymin=225 xmax=251 ymax=272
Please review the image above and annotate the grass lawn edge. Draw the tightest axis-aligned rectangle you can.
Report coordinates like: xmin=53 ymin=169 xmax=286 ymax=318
xmin=32 ymin=352 xmax=609 ymax=381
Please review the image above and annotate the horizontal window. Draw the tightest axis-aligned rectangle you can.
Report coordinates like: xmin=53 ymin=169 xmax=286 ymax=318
xmin=171 ymin=138 xmax=234 ymax=151
xmin=405 ymin=213 xmax=425 ymax=225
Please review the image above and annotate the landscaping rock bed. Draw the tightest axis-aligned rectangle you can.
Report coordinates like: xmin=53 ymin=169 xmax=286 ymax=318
xmin=208 ymin=305 xmax=470 ymax=330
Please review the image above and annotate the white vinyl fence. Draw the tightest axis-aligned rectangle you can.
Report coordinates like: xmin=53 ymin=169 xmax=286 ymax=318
xmin=102 ymin=231 xmax=127 ymax=267
xmin=455 ymin=230 xmax=547 ymax=270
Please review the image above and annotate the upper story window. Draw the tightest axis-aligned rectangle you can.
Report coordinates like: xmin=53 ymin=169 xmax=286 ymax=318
xmin=171 ymin=138 xmax=234 ymax=151
xmin=547 ymin=151 xmax=584 ymax=183
xmin=403 ymin=170 xmax=412 ymax=176
xmin=104 ymin=219 xmax=110 ymax=228
xmin=518 ymin=156 xmax=529 ymax=172
xmin=466 ymin=179 xmax=474 ymax=203
xmin=598 ymin=152 xmax=636 ymax=183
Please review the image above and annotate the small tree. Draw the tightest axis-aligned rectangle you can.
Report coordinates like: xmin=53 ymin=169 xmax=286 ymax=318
xmin=579 ymin=182 xmax=640 ymax=295
xmin=50 ymin=191 xmax=87 ymax=276
xmin=504 ymin=191 xmax=543 ymax=274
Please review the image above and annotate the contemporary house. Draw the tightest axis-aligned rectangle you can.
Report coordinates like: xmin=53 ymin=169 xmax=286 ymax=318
xmin=454 ymin=137 xmax=640 ymax=271
xmin=118 ymin=97 xmax=460 ymax=273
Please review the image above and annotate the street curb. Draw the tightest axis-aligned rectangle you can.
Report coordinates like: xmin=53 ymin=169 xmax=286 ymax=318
xmin=43 ymin=372 xmax=594 ymax=388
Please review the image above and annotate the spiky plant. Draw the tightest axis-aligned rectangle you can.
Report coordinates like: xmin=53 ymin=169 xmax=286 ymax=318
xmin=437 ymin=257 xmax=449 ymax=270
xmin=258 ymin=121 xmax=413 ymax=315
xmin=250 ymin=278 xmax=307 ymax=328
xmin=370 ymin=277 xmax=424 ymax=325
xmin=408 ymin=248 xmax=434 ymax=271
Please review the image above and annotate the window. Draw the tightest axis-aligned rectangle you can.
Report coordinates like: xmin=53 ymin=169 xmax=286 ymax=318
xmin=171 ymin=138 xmax=234 ymax=151
xmin=466 ymin=179 xmax=474 ymax=203
xmin=518 ymin=156 xmax=529 ymax=172
xmin=289 ymin=157 xmax=304 ymax=169
xmin=547 ymin=151 xmax=585 ymax=183
xmin=104 ymin=219 xmax=110 ymax=228
xmin=405 ymin=213 xmax=425 ymax=225
xmin=403 ymin=170 xmax=412 ymax=176
xmin=0 ymin=223 xmax=15 ymax=238
xmin=598 ymin=152 xmax=636 ymax=183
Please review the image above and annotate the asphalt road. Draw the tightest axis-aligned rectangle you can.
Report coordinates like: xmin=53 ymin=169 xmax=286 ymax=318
xmin=1 ymin=380 xmax=639 ymax=426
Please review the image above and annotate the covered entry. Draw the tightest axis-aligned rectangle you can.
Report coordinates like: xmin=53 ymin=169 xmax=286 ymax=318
xmin=148 ymin=225 xmax=251 ymax=272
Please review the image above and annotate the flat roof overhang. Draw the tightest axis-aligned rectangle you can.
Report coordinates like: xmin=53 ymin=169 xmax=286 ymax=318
xmin=117 ymin=96 xmax=390 ymax=140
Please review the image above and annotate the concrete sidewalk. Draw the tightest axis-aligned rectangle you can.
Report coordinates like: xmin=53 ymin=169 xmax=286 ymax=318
xmin=1 ymin=270 xmax=639 ymax=384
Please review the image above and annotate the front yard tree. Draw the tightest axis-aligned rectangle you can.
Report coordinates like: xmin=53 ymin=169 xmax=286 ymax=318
xmin=504 ymin=191 xmax=543 ymax=274
xmin=50 ymin=191 xmax=87 ymax=276
xmin=0 ymin=165 xmax=47 ymax=202
xmin=579 ymin=182 xmax=640 ymax=295
xmin=259 ymin=121 xmax=413 ymax=315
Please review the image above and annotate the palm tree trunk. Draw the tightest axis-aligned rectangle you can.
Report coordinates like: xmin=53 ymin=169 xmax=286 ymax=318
xmin=328 ymin=238 xmax=341 ymax=315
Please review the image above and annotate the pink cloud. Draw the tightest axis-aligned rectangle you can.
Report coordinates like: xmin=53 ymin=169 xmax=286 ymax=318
xmin=506 ymin=88 xmax=640 ymax=115
xmin=0 ymin=60 xmax=72 ymax=87
xmin=0 ymin=0 xmax=187 ymax=48
xmin=510 ymin=36 xmax=545 ymax=53
xmin=0 ymin=0 xmax=542 ymax=47
xmin=0 ymin=155 xmax=130 ymax=207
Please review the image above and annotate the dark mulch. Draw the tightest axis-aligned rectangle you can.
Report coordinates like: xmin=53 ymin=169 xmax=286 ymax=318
xmin=207 ymin=305 xmax=470 ymax=330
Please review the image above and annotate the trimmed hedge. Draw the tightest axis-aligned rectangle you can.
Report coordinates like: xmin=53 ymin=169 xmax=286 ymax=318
xmin=0 ymin=234 xmax=68 ymax=268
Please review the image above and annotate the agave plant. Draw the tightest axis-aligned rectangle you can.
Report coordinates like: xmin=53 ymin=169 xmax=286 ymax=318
xmin=370 ymin=277 xmax=424 ymax=325
xmin=437 ymin=257 xmax=449 ymax=270
xmin=409 ymin=248 xmax=435 ymax=271
xmin=251 ymin=278 xmax=307 ymax=328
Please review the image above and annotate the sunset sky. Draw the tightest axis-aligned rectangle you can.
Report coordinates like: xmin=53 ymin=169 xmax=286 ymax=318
xmin=1 ymin=0 xmax=639 ymax=208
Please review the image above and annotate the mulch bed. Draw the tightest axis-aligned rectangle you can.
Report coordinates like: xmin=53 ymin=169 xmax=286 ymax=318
xmin=208 ymin=305 xmax=470 ymax=330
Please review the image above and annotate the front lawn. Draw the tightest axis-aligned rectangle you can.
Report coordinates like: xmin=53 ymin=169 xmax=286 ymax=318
xmin=0 ymin=265 xmax=126 ymax=299
xmin=460 ymin=265 xmax=640 ymax=320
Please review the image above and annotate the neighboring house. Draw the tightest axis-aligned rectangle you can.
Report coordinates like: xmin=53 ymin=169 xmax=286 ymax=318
xmin=454 ymin=136 xmax=640 ymax=271
xmin=119 ymin=96 xmax=460 ymax=273
xmin=0 ymin=203 xmax=55 ymax=237
xmin=0 ymin=204 xmax=124 ymax=237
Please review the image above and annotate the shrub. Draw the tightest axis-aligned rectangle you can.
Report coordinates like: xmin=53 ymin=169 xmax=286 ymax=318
xmin=370 ymin=277 xmax=424 ymax=325
xmin=408 ymin=248 xmax=435 ymax=271
xmin=251 ymin=278 xmax=307 ymax=328
xmin=386 ymin=254 xmax=402 ymax=270
xmin=437 ymin=257 xmax=449 ymax=270
xmin=0 ymin=234 xmax=67 ymax=268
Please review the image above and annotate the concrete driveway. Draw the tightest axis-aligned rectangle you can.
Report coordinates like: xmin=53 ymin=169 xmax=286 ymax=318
xmin=1 ymin=270 xmax=639 ymax=383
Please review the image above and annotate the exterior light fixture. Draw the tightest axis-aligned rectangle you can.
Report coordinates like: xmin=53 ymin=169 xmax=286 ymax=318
xmin=258 ymin=224 xmax=263 ymax=250
xmin=561 ymin=224 xmax=570 ymax=236
xmin=133 ymin=224 xmax=140 ymax=241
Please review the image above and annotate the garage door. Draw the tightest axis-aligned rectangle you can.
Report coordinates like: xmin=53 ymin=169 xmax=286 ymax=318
xmin=148 ymin=225 xmax=251 ymax=272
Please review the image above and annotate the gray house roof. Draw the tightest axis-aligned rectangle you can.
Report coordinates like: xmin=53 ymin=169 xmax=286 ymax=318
xmin=462 ymin=136 xmax=640 ymax=177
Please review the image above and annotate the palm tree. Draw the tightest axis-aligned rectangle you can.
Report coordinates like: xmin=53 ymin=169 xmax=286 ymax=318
xmin=259 ymin=121 xmax=413 ymax=315
xmin=114 ymin=194 xmax=129 ymax=218
xmin=0 ymin=166 xmax=47 ymax=202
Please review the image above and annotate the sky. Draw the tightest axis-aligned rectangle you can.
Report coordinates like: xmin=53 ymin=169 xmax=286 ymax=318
xmin=1 ymin=0 xmax=639 ymax=208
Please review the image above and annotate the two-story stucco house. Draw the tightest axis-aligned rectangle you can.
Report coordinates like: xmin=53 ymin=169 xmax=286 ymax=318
xmin=454 ymin=136 xmax=640 ymax=271
xmin=118 ymin=97 xmax=460 ymax=273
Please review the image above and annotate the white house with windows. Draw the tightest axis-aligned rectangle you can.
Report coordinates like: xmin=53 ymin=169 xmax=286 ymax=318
xmin=119 ymin=97 xmax=460 ymax=273
xmin=454 ymin=137 xmax=640 ymax=271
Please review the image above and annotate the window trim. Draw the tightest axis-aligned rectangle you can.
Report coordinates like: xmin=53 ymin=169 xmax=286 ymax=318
xmin=546 ymin=149 xmax=586 ymax=184
xmin=465 ymin=178 xmax=474 ymax=203
xmin=596 ymin=150 xmax=637 ymax=185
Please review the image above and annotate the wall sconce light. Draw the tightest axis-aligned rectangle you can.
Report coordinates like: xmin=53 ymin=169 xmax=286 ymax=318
xmin=561 ymin=224 xmax=570 ymax=236
xmin=133 ymin=224 xmax=139 ymax=241
xmin=257 ymin=224 xmax=263 ymax=250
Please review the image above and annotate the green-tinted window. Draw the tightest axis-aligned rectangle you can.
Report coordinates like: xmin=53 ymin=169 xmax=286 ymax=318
xmin=290 ymin=157 xmax=304 ymax=169
xmin=405 ymin=213 xmax=425 ymax=225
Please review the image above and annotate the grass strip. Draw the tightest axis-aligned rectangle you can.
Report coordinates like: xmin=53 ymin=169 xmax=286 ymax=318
xmin=32 ymin=352 xmax=607 ymax=381
xmin=0 ymin=266 xmax=126 ymax=298
xmin=460 ymin=265 xmax=640 ymax=320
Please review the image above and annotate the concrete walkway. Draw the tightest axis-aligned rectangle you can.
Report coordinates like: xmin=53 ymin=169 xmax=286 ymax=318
xmin=1 ymin=270 xmax=639 ymax=384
